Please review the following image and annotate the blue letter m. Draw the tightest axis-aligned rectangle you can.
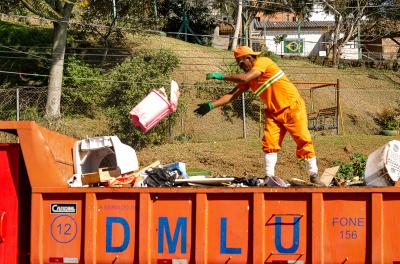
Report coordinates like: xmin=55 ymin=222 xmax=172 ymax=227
xmin=158 ymin=217 xmax=187 ymax=254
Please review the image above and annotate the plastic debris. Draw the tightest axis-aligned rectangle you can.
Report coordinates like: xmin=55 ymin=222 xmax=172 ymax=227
xmin=365 ymin=140 xmax=400 ymax=186
xmin=129 ymin=80 xmax=180 ymax=133
xmin=264 ymin=176 xmax=290 ymax=187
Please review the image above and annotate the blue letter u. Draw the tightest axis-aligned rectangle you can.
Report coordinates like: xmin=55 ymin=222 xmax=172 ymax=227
xmin=274 ymin=216 xmax=300 ymax=253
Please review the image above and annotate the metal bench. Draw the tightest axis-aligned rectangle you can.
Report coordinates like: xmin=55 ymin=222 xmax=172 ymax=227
xmin=308 ymin=107 xmax=338 ymax=131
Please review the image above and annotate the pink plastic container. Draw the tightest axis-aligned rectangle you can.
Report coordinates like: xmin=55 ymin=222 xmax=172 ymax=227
xmin=129 ymin=81 xmax=179 ymax=133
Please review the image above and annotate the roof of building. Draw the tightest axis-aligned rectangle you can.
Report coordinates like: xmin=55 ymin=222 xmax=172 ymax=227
xmin=217 ymin=21 xmax=235 ymax=35
xmin=254 ymin=21 xmax=334 ymax=29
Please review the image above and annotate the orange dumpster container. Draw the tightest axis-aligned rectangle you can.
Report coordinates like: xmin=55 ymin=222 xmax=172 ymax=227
xmin=0 ymin=121 xmax=400 ymax=263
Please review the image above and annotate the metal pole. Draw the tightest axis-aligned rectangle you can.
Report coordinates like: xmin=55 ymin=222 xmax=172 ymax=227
xmin=241 ymin=14 xmax=245 ymax=46
xmin=16 ymin=87 xmax=20 ymax=121
xmin=263 ymin=23 xmax=267 ymax=48
xmin=184 ymin=14 xmax=188 ymax=42
xmin=357 ymin=0 xmax=361 ymax=60
xmin=112 ymin=0 xmax=116 ymax=19
xmin=297 ymin=14 xmax=301 ymax=39
xmin=336 ymin=79 xmax=340 ymax=135
xmin=242 ymin=93 xmax=247 ymax=139
xmin=153 ymin=0 xmax=158 ymax=20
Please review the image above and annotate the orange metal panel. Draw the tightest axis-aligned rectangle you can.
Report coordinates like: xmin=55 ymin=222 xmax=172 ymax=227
xmin=40 ymin=194 xmax=84 ymax=263
xmin=252 ymin=192 xmax=265 ymax=263
xmin=195 ymin=193 xmax=207 ymax=263
xmin=8 ymin=121 xmax=400 ymax=263
xmin=264 ymin=194 xmax=310 ymax=263
xmin=382 ymin=193 xmax=400 ymax=263
xmin=138 ymin=192 xmax=151 ymax=263
xmin=323 ymin=194 xmax=371 ymax=263
xmin=30 ymin=193 xmax=44 ymax=264
xmin=95 ymin=193 xmax=138 ymax=263
xmin=0 ymin=121 xmax=76 ymax=188
xmin=207 ymin=194 xmax=252 ymax=263
xmin=372 ymin=193 xmax=383 ymax=263
xmin=311 ymin=193 xmax=323 ymax=263
xmin=84 ymin=193 xmax=97 ymax=264
xmin=151 ymin=193 xmax=195 ymax=263
xmin=24 ymin=188 xmax=400 ymax=264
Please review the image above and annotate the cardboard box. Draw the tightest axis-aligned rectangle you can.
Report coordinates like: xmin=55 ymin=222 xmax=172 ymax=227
xmin=81 ymin=167 xmax=121 ymax=185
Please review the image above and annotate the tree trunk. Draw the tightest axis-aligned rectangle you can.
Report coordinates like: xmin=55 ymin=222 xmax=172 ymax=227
xmin=45 ymin=3 xmax=73 ymax=119
xmin=231 ymin=0 xmax=242 ymax=50
xmin=46 ymin=21 xmax=68 ymax=118
xmin=332 ymin=15 xmax=342 ymax=67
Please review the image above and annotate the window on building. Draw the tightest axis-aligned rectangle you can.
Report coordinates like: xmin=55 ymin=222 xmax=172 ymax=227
xmin=252 ymin=42 xmax=261 ymax=51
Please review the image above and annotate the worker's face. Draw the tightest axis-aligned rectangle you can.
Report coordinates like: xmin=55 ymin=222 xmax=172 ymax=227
xmin=237 ymin=55 xmax=252 ymax=72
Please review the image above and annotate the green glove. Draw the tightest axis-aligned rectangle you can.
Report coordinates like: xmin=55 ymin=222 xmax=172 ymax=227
xmin=194 ymin=102 xmax=214 ymax=116
xmin=206 ymin=72 xmax=224 ymax=80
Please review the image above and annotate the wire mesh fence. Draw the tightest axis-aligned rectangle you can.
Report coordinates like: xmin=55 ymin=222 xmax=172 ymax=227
xmin=1 ymin=79 xmax=400 ymax=142
xmin=0 ymin=81 xmax=341 ymax=142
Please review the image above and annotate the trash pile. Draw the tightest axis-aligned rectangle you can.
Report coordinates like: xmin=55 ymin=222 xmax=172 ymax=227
xmin=62 ymin=133 xmax=296 ymax=188
xmin=67 ymin=138 xmax=400 ymax=188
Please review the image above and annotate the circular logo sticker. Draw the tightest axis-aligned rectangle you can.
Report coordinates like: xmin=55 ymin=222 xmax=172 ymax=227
xmin=50 ymin=215 xmax=78 ymax=243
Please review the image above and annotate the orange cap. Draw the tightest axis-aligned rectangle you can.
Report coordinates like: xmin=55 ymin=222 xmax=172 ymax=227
xmin=234 ymin=46 xmax=261 ymax=60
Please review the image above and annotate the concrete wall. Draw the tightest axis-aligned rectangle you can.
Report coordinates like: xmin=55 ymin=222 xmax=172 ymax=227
xmin=211 ymin=27 xmax=231 ymax=50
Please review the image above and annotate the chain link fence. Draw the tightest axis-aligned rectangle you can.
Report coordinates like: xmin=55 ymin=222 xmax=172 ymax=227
xmin=2 ymin=79 xmax=400 ymax=142
xmin=174 ymin=81 xmax=341 ymax=142
xmin=0 ymin=86 xmax=47 ymax=121
xmin=0 ymin=82 xmax=341 ymax=141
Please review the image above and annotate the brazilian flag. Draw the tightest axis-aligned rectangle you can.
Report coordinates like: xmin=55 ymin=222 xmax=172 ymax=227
xmin=284 ymin=39 xmax=304 ymax=54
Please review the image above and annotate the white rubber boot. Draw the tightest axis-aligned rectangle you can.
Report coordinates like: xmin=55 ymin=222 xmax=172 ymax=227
xmin=305 ymin=157 xmax=323 ymax=185
xmin=264 ymin=152 xmax=278 ymax=177
xmin=305 ymin=157 xmax=318 ymax=175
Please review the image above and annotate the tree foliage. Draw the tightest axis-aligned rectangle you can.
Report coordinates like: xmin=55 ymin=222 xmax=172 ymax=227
xmin=363 ymin=0 xmax=400 ymax=39
xmin=322 ymin=0 xmax=400 ymax=65
xmin=158 ymin=0 xmax=217 ymax=43
xmin=0 ymin=0 xmax=25 ymax=14
xmin=103 ymin=49 xmax=179 ymax=147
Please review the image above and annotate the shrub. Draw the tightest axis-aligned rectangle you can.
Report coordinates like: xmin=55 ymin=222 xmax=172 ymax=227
xmin=335 ymin=153 xmax=367 ymax=181
xmin=0 ymin=21 xmax=51 ymax=85
xmin=373 ymin=107 xmax=400 ymax=131
xmin=62 ymin=56 xmax=105 ymax=118
xmin=260 ymin=49 xmax=280 ymax=62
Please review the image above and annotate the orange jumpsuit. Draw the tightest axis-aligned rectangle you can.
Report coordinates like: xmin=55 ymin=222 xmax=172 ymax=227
xmin=237 ymin=57 xmax=315 ymax=159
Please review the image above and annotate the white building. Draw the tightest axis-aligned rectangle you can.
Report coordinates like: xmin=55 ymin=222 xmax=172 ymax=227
xmin=252 ymin=20 xmax=359 ymax=60
xmin=252 ymin=20 xmax=334 ymax=57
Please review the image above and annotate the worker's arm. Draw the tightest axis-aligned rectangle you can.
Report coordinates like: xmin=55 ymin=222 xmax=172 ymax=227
xmin=212 ymin=86 xmax=245 ymax=108
xmin=206 ymin=69 xmax=262 ymax=84
xmin=194 ymin=86 xmax=247 ymax=116
xmin=223 ymin=69 xmax=262 ymax=83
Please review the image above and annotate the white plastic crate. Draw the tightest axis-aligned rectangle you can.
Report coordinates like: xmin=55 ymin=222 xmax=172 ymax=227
xmin=365 ymin=140 xmax=400 ymax=186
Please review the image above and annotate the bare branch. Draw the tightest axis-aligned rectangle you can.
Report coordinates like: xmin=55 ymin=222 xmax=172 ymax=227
xmin=322 ymin=0 xmax=341 ymax=16
xmin=21 ymin=0 xmax=62 ymax=19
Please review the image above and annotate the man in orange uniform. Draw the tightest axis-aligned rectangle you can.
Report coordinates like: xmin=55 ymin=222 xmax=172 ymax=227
xmin=194 ymin=46 xmax=322 ymax=185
